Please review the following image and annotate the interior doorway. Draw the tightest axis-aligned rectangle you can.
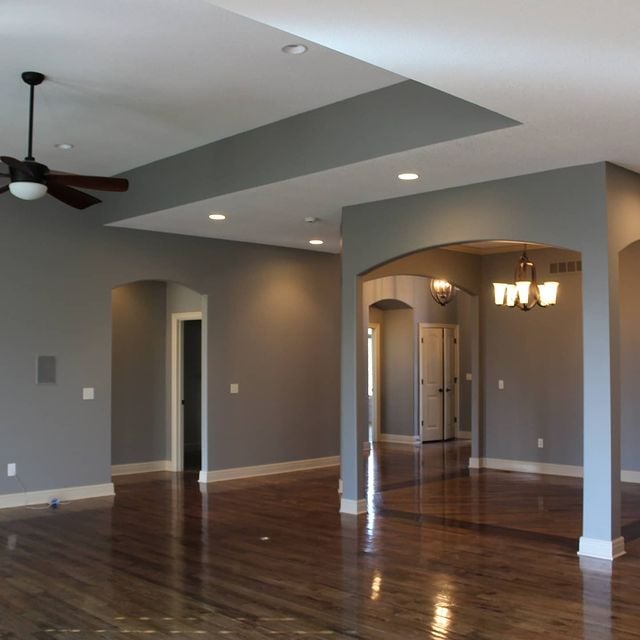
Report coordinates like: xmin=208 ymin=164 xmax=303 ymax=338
xmin=171 ymin=311 xmax=203 ymax=472
xmin=419 ymin=323 xmax=459 ymax=442
xmin=182 ymin=319 xmax=202 ymax=470
xmin=367 ymin=323 xmax=380 ymax=442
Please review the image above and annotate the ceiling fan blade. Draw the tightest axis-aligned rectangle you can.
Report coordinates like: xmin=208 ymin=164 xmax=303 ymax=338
xmin=47 ymin=172 xmax=129 ymax=192
xmin=1 ymin=156 xmax=34 ymax=177
xmin=47 ymin=183 xmax=101 ymax=210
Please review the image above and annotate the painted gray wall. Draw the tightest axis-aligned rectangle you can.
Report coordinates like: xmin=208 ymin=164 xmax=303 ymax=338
xmin=167 ymin=282 xmax=202 ymax=314
xmin=481 ymin=248 xmax=583 ymax=465
xmin=111 ymin=281 xmax=168 ymax=465
xmin=380 ymin=307 xmax=414 ymax=436
xmin=0 ymin=199 xmax=340 ymax=496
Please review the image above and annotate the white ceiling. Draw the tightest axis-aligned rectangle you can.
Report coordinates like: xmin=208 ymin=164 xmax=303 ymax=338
xmin=11 ymin=0 xmax=640 ymax=252
xmin=130 ymin=0 xmax=640 ymax=250
xmin=0 ymin=0 xmax=400 ymax=177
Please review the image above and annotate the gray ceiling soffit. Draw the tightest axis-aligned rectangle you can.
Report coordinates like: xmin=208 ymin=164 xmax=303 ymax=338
xmin=99 ymin=80 xmax=519 ymax=224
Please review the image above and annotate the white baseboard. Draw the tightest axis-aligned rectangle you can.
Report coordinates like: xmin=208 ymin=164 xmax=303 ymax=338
xmin=470 ymin=457 xmax=640 ymax=484
xmin=470 ymin=457 xmax=582 ymax=478
xmin=379 ymin=434 xmax=420 ymax=445
xmin=0 ymin=482 xmax=115 ymax=509
xmin=456 ymin=430 xmax=472 ymax=439
xmin=578 ymin=536 xmax=626 ymax=561
xmin=340 ymin=498 xmax=367 ymax=515
xmin=111 ymin=460 xmax=171 ymax=476
xmin=198 ymin=455 xmax=339 ymax=483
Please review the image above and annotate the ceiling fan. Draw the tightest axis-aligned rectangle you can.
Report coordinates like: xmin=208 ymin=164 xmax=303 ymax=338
xmin=0 ymin=71 xmax=129 ymax=209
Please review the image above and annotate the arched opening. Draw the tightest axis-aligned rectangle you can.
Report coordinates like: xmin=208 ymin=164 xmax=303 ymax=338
xmin=111 ymin=280 xmax=207 ymax=477
xmin=347 ymin=239 xmax=588 ymax=544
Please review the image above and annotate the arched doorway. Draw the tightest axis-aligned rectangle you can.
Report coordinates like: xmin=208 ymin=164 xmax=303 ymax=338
xmin=111 ymin=280 xmax=207 ymax=477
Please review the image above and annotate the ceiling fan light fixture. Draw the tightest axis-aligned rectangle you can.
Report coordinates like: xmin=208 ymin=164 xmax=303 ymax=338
xmin=9 ymin=181 xmax=47 ymax=200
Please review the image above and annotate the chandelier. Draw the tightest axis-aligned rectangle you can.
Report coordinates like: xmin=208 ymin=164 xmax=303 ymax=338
xmin=430 ymin=279 xmax=456 ymax=306
xmin=493 ymin=249 xmax=559 ymax=311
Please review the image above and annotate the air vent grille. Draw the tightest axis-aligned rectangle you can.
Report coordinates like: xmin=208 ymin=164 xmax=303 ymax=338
xmin=549 ymin=261 xmax=582 ymax=275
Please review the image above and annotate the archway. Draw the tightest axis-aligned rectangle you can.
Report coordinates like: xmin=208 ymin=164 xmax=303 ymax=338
xmin=111 ymin=280 xmax=207 ymax=478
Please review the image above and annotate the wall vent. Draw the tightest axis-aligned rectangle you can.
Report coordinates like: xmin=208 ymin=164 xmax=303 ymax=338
xmin=549 ymin=261 xmax=582 ymax=275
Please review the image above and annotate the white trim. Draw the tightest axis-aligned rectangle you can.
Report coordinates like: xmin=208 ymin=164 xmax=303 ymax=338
xmin=578 ymin=536 xmax=626 ymax=561
xmin=379 ymin=433 xmax=420 ymax=445
xmin=111 ymin=460 xmax=171 ymax=476
xmin=340 ymin=498 xmax=367 ymax=515
xmin=368 ymin=322 xmax=381 ymax=443
xmin=470 ymin=457 xmax=640 ymax=483
xmin=471 ymin=457 xmax=582 ymax=477
xmin=457 ymin=430 xmax=472 ymax=439
xmin=171 ymin=311 xmax=203 ymax=473
xmin=0 ymin=482 xmax=114 ymax=509
xmin=622 ymin=470 xmax=640 ymax=483
xmin=198 ymin=455 xmax=339 ymax=483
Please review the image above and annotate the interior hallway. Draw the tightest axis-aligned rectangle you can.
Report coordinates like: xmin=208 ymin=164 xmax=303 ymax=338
xmin=2 ymin=442 xmax=640 ymax=638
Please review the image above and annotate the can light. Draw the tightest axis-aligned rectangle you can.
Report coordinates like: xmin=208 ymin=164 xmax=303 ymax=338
xmin=309 ymin=239 xmax=324 ymax=245
xmin=398 ymin=172 xmax=419 ymax=181
xmin=208 ymin=213 xmax=226 ymax=221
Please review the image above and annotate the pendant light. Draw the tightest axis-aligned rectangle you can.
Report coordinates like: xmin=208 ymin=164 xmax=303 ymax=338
xmin=493 ymin=248 xmax=559 ymax=311
xmin=430 ymin=279 xmax=456 ymax=306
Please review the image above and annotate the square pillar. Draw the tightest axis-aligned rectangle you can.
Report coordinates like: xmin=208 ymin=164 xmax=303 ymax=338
xmin=579 ymin=250 xmax=624 ymax=560
xmin=340 ymin=274 xmax=366 ymax=514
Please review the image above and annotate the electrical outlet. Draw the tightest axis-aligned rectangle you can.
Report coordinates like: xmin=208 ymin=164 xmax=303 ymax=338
xmin=465 ymin=373 xmax=473 ymax=381
xmin=230 ymin=383 xmax=239 ymax=394
xmin=7 ymin=463 xmax=16 ymax=477
xmin=538 ymin=438 xmax=544 ymax=449
xmin=498 ymin=379 xmax=505 ymax=390
xmin=82 ymin=387 xmax=95 ymax=400
xmin=338 ymin=479 xmax=343 ymax=495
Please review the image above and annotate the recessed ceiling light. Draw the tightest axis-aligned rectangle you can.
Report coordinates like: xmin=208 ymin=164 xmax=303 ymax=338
xmin=398 ymin=172 xmax=419 ymax=181
xmin=282 ymin=44 xmax=308 ymax=55
xmin=304 ymin=216 xmax=319 ymax=223
xmin=54 ymin=143 xmax=74 ymax=150
xmin=309 ymin=239 xmax=324 ymax=245
xmin=208 ymin=213 xmax=226 ymax=221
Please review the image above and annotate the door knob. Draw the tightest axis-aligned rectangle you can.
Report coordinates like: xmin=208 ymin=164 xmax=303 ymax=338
xmin=446 ymin=388 xmax=451 ymax=392
xmin=438 ymin=388 xmax=444 ymax=393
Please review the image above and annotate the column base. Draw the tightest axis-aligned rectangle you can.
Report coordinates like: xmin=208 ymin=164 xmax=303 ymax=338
xmin=578 ymin=536 xmax=626 ymax=561
xmin=339 ymin=498 xmax=367 ymax=515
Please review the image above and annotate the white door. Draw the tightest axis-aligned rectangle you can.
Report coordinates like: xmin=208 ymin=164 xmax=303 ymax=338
xmin=420 ymin=325 xmax=458 ymax=442
xmin=443 ymin=328 xmax=456 ymax=440
xmin=421 ymin=327 xmax=444 ymax=442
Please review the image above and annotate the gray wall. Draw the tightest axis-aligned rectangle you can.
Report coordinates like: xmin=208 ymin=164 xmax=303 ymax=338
xmin=111 ymin=281 xmax=168 ymax=465
xmin=481 ymin=248 xmax=583 ymax=465
xmin=380 ymin=307 xmax=414 ymax=436
xmin=0 ymin=198 xmax=340 ymax=496
xmin=620 ymin=242 xmax=640 ymax=470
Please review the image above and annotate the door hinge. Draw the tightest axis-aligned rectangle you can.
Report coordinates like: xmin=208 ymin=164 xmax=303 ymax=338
xmin=454 ymin=376 xmax=458 ymax=384
xmin=421 ymin=420 xmax=424 ymax=426
xmin=421 ymin=378 xmax=424 ymax=385
xmin=454 ymin=417 xmax=457 ymax=423
xmin=454 ymin=338 xmax=457 ymax=344
xmin=421 ymin=337 xmax=424 ymax=343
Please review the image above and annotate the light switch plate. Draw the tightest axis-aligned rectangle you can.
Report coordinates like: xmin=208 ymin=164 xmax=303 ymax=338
xmin=498 ymin=379 xmax=505 ymax=390
xmin=538 ymin=438 xmax=544 ymax=449
xmin=7 ymin=463 xmax=16 ymax=477
xmin=82 ymin=387 xmax=95 ymax=400
xmin=230 ymin=383 xmax=239 ymax=394
xmin=465 ymin=373 xmax=473 ymax=381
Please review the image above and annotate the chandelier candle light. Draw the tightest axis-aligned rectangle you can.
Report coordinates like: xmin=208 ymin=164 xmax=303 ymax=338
xmin=430 ymin=279 xmax=456 ymax=306
xmin=493 ymin=248 xmax=559 ymax=311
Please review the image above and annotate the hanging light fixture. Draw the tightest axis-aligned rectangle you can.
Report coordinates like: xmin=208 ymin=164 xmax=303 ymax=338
xmin=430 ymin=279 xmax=456 ymax=306
xmin=493 ymin=247 xmax=559 ymax=311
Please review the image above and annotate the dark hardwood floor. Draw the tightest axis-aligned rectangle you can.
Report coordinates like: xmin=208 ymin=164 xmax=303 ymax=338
xmin=2 ymin=441 xmax=640 ymax=638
